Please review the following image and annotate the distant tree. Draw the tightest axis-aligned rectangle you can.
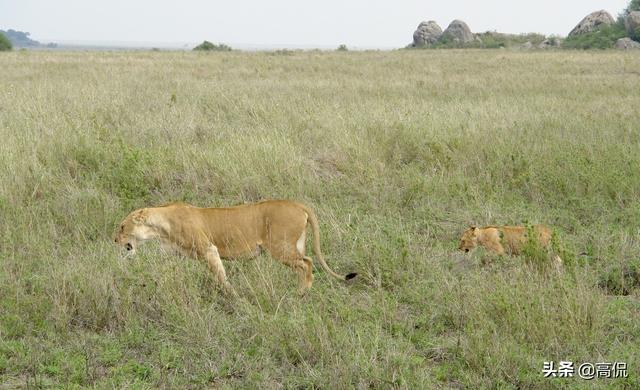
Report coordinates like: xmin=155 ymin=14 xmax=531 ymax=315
xmin=193 ymin=41 xmax=232 ymax=51
xmin=0 ymin=32 xmax=11 ymax=51
xmin=0 ymin=29 xmax=40 ymax=47
xmin=626 ymin=0 xmax=640 ymax=12
xmin=614 ymin=0 xmax=640 ymax=40
xmin=619 ymin=0 xmax=640 ymax=22
xmin=336 ymin=44 xmax=348 ymax=51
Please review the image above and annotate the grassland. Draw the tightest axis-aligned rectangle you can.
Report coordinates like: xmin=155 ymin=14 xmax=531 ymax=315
xmin=1 ymin=49 xmax=639 ymax=388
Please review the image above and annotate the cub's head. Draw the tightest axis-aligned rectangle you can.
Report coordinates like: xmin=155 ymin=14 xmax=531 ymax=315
xmin=113 ymin=209 xmax=151 ymax=255
xmin=458 ymin=226 xmax=479 ymax=253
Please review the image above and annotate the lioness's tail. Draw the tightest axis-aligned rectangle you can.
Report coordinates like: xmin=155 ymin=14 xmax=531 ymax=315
xmin=302 ymin=205 xmax=357 ymax=281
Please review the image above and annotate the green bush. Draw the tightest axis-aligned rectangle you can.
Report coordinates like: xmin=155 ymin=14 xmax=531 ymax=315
xmin=562 ymin=24 xmax=626 ymax=49
xmin=521 ymin=225 xmax=549 ymax=268
xmin=336 ymin=44 xmax=348 ymax=51
xmin=0 ymin=32 xmax=12 ymax=51
xmin=193 ymin=40 xmax=232 ymax=51
xmin=598 ymin=261 xmax=640 ymax=295
xmin=626 ymin=0 xmax=640 ymax=12
xmin=419 ymin=32 xmax=546 ymax=49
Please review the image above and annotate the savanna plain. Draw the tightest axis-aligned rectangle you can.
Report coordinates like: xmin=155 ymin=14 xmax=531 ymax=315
xmin=1 ymin=49 xmax=639 ymax=388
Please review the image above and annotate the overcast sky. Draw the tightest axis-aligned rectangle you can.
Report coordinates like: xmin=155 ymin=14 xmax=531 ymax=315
xmin=0 ymin=0 xmax=631 ymax=48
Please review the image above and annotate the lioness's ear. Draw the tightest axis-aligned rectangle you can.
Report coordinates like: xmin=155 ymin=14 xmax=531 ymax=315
xmin=132 ymin=209 xmax=147 ymax=224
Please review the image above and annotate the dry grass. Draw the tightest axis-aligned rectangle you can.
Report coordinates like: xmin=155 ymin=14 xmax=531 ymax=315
xmin=1 ymin=49 xmax=639 ymax=388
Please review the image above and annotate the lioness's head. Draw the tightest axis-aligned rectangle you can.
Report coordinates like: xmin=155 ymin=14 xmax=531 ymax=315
xmin=458 ymin=226 xmax=478 ymax=253
xmin=113 ymin=209 xmax=153 ymax=255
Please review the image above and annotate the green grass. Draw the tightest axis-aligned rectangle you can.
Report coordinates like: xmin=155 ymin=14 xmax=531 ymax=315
xmin=1 ymin=49 xmax=639 ymax=388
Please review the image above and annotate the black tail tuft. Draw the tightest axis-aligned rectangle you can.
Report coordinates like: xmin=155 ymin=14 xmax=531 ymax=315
xmin=345 ymin=273 xmax=358 ymax=280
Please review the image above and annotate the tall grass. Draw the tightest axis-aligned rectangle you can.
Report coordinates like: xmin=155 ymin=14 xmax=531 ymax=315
xmin=1 ymin=49 xmax=639 ymax=388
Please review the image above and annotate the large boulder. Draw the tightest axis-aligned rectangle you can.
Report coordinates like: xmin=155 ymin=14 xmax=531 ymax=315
xmin=569 ymin=10 xmax=614 ymax=36
xmin=412 ymin=21 xmax=443 ymax=46
xmin=625 ymin=11 xmax=640 ymax=37
xmin=442 ymin=20 xmax=474 ymax=44
xmin=615 ymin=37 xmax=640 ymax=50
xmin=538 ymin=37 xmax=562 ymax=49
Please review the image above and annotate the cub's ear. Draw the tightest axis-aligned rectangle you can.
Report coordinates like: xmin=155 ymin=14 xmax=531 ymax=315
xmin=470 ymin=225 xmax=477 ymax=230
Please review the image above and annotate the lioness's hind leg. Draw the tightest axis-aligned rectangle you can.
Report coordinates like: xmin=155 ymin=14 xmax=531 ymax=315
xmin=265 ymin=244 xmax=313 ymax=293
xmin=292 ymin=257 xmax=313 ymax=294
xmin=302 ymin=256 xmax=314 ymax=287
xmin=205 ymin=245 xmax=233 ymax=295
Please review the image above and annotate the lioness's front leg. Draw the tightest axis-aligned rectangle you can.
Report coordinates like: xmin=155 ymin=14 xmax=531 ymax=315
xmin=204 ymin=244 xmax=234 ymax=295
xmin=485 ymin=242 xmax=506 ymax=256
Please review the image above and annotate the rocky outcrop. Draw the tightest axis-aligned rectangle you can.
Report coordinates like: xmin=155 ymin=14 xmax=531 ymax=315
xmin=615 ymin=37 xmax=640 ymax=50
xmin=442 ymin=20 xmax=474 ymax=43
xmin=625 ymin=11 xmax=640 ymax=37
xmin=412 ymin=21 xmax=442 ymax=46
xmin=569 ymin=10 xmax=614 ymax=36
xmin=538 ymin=37 xmax=561 ymax=49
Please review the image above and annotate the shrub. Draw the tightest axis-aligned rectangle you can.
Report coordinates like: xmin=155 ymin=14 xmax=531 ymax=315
xmin=562 ymin=24 xmax=626 ymax=49
xmin=598 ymin=261 xmax=640 ymax=295
xmin=420 ymin=32 xmax=546 ymax=49
xmin=521 ymin=225 xmax=549 ymax=268
xmin=626 ymin=0 xmax=640 ymax=13
xmin=336 ymin=44 xmax=348 ymax=51
xmin=0 ymin=32 xmax=12 ymax=51
xmin=269 ymin=49 xmax=294 ymax=56
xmin=193 ymin=41 xmax=232 ymax=51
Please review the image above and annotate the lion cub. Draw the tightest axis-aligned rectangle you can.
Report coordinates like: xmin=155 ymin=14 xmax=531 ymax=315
xmin=458 ymin=225 xmax=561 ymax=264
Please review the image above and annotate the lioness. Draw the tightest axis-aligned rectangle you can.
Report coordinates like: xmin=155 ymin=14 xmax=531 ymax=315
xmin=114 ymin=200 xmax=356 ymax=293
xmin=458 ymin=225 xmax=560 ymax=262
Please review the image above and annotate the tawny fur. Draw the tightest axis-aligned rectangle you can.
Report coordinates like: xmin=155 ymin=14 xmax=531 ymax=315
xmin=458 ymin=225 xmax=553 ymax=256
xmin=114 ymin=200 xmax=356 ymax=294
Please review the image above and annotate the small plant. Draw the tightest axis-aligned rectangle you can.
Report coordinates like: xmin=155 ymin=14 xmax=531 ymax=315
xmin=112 ymin=142 xmax=152 ymax=203
xmin=336 ymin=44 xmax=348 ymax=51
xmin=550 ymin=229 xmax=575 ymax=267
xmin=270 ymin=49 xmax=294 ymax=56
xmin=0 ymin=32 xmax=12 ymax=51
xmin=598 ymin=261 xmax=640 ymax=295
xmin=193 ymin=41 xmax=232 ymax=51
xmin=521 ymin=225 xmax=549 ymax=268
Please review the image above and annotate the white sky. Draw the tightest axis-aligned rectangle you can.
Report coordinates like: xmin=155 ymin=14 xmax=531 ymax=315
xmin=0 ymin=0 xmax=631 ymax=48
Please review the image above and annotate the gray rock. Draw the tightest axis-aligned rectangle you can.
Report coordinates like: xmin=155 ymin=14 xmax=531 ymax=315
xmin=412 ymin=21 xmax=442 ymax=47
xmin=625 ymin=11 xmax=640 ymax=37
xmin=538 ymin=37 xmax=561 ymax=49
xmin=521 ymin=41 xmax=533 ymax=50
xmin=569 ymin=10 xmax=614 ymax=36
xmin=615 ymin=37 xmax=640 ymax=50
xmin=442 ymin=20 xmax=474 ymax=44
